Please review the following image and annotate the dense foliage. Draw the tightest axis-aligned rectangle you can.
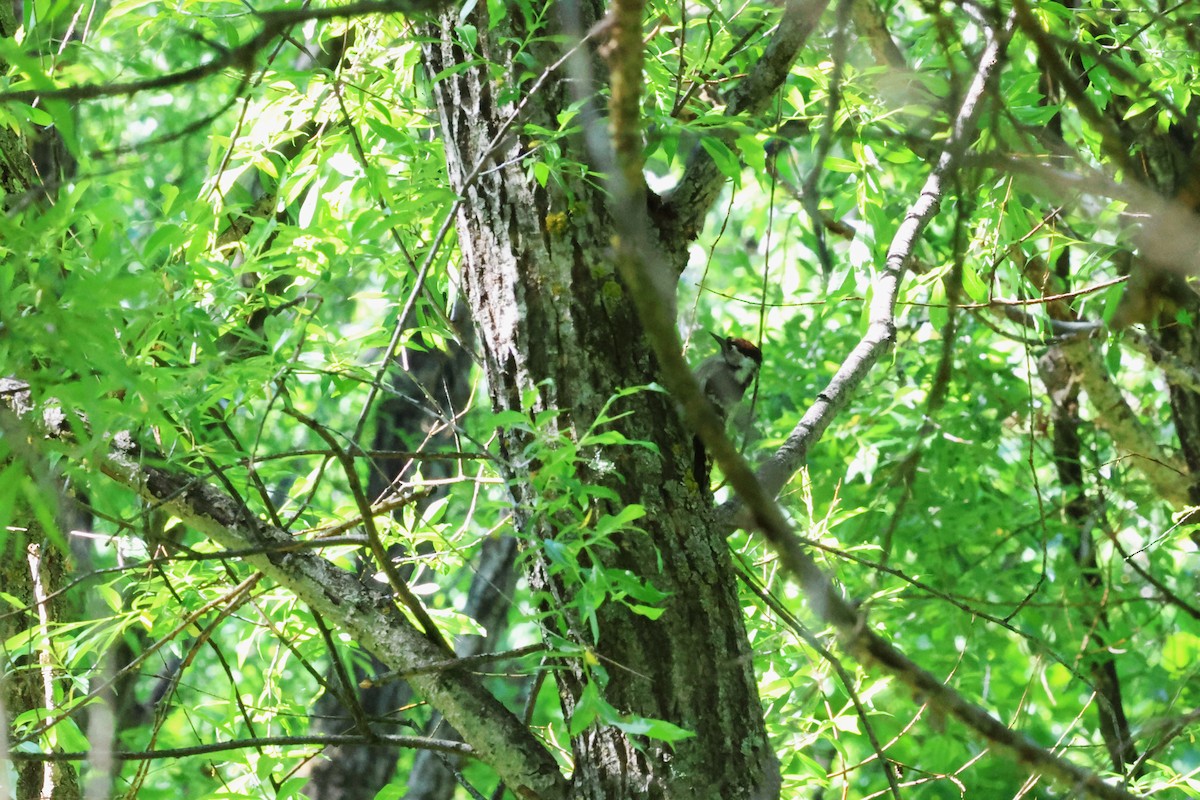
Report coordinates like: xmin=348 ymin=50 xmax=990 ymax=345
xmin=1 ymin=0 xmax=1198 ymax=798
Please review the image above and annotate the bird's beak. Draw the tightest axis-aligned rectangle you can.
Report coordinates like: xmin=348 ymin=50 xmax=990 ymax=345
xmin=708 ymin=332 xmax=725 ymax=348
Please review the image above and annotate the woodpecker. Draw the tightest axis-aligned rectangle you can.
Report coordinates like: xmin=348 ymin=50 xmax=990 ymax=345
xmin=692 ymin=333 xmax=762 ymax=487
xmin=695 ymin=334 xmax=763 ymax=417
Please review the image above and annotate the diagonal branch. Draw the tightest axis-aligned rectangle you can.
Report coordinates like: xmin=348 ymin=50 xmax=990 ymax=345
xmin=1058 ymin=338 xmax=1191 ymax=505
xmin=743 ymin=14 xmax=1012 ymax=506
xmin=610 ymin=12 xmax=1142 ymax=800
xmin=849 ymin=0 xmax=906 ymax=70
xmin=1011 ymin=249 xmax=1192 ymax=507
xmin=0 ymin=0 xmax=451 ymax=105
xmin=658 ymin=0 xmax=831 ymax=249
xmin=104 ymin=457 xmax=567 ymax=799
xmin=0 ymin=380 xmax=568 ymax=800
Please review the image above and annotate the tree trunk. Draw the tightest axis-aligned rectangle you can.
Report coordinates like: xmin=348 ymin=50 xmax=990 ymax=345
xmin=0 ymin=414 xmax=81 ymax=800
xmin=422 ymin=8 xmax=779 ymax=799
xmin=0 ymin=16 xmax=81 ymax=794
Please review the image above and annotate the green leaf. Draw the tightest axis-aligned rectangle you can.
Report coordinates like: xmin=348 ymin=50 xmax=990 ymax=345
xmin=625 ymin=604 xmax=666 ymax=620
xmin=960 ymin=262 xmax=989 ymax=303
xmin=593 ymin=505 xmax=646 ymax=535
xmin=736 ymin=133 xmax=766 ymax=173
xmin=700 ymin=137 xmax=741 ymax=183
xmin=17 ymin=103 xmax=53 ymax=126
xmin=1161 ymin=632 xmax=1200 ymax=675
xmin=612 ymin=715 xmax=696 ymax=743
xmin=49 ymin=718 xmax=89 ymax=752
xmin=823 ymin=156 xmax=859 ymax=173
xmin=455 ymin=24 xmax=478 ymax=52
xmin=425 ymin=606 xmax=487 ymax=638
xmin=568 ymin=681 xmax=605 ymax=735
xmin=484 ymin=0 xmax=508 ymax=26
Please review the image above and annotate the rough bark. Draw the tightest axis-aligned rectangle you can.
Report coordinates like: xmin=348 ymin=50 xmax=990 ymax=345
xmin=0 ymin=415 xmax=82 ymax=800
xmin=421 ymin=5 xmax=778 ymax=798
xmin=0 ymin=19 xmax=81 ymax=794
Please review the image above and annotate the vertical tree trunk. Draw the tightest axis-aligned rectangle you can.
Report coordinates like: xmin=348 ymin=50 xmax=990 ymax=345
xmin=422 ymin=7 xmax=779 ymax=799
xmin=0 ymin=15 xmax=81 ymax=792
xmin=0 ymin=414 xmax=81 ymax=800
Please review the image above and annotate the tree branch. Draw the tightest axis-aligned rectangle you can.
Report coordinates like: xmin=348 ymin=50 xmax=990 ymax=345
xmin=607 ymin=0 xmax=648 ymax=200
xmin=0 ymin=0 xmax=451 ymax=105
xmin=0 ymin=380 xmax=568 ymax=800
xmin=658 ymin=0 xmax=831 ymax=249
xmin=611 ymin=13 xmax=1145 ymax=800
xmin=8 ymin=734 xmax=474 ymax=762
xmin=1010 ymin=248 xmax=1192 ymax=507
xmin=105 ymin=458 xmax=566 ymax=799
xmin=741 ymin=14 xmax=1012 ymax=507
xmin=848 ymin=0 xmax=906 ymax=70
xmin=1058 ymin=337 xmax=1192 ymax=506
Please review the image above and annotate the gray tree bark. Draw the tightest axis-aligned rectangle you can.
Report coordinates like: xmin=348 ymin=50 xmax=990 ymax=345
xmin=421 ymin=5 xmax=779 ymax=798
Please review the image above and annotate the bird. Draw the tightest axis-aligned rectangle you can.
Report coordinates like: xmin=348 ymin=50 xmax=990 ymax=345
xmin=692 ymin=333 xmax=762 ymax=487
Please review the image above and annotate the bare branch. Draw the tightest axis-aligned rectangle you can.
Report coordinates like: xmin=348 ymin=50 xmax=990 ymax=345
xmin=1058 ymin=337 xmax=1192 ymax=506
xmin=606 ymin=0 xmax=649 ymax=201
xmin=849 ymin=0 xmax=906 ymax=69
xmin=1011 ymin=248 xmax=1193 ymax=507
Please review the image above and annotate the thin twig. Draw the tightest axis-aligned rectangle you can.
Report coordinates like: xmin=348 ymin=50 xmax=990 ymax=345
xmin=9 ymin=733 xmax=474 ymax=762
